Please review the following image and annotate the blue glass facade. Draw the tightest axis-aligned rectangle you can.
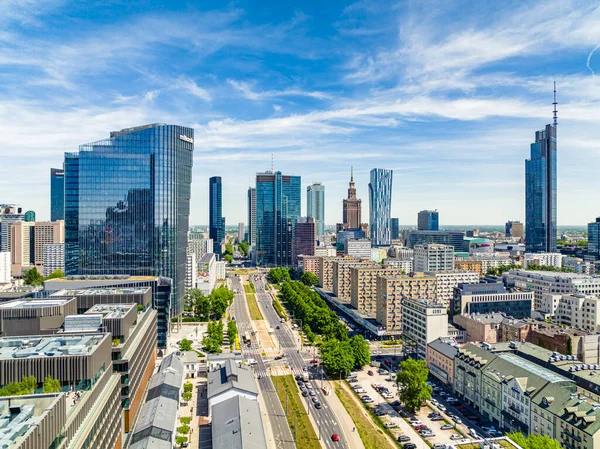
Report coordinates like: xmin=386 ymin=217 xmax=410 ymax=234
xmin=307 ymin=182 xmax=325 ymax=237
xmin=255 ymin=171 xmax=301 ymax=266
xmin=24 ymin=211 xmax=36 ymax=222
xmin=418 ymin=210 xmax=439 ymax=231
xmin=390 ymin=218 xmax=399 ymax=240
xmin=50 ymin=168 xmax=65 ymax=221
xmin=525 ymin=124 xmax=557 ymax=253
xmin=64 ymin=123 xmax=193 ymax=317
xmin=588 ymin=218 xmax=600 ymax=259
xmin=368 ymin=168 xmax=393 ymax=246
xmin=209 ymin=176 xmax=225 ymax=254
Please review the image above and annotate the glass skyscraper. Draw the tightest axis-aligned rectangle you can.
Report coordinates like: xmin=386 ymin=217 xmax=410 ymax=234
xmin=64 ymin=123 xmax=194 ymax=316
xmin=525 ymin=124 xmax=557 ymax=253
xmin=209 ymin=176 xmax=225 ymax=255
xmin=588 ymin=218 xmax=600 ymax=260
xmin=368 ymin=168 xmax=393 ymax=247
xmin=307 ymin=182 xmax=325 ymax=237
xmin=247 ymin=187 xmax=256 ymax=249
xmin=50 ymin=168 xmax=65 ymax=221
xmin=390 ymin=217 xmax=399 ymax=240
xmin=255 ymin=171 xmax=301 ymax=266
xmin=418 ymin=210 xmax=439 ymax=231
xmin=24 ymin=210 xmax=36 ymax=222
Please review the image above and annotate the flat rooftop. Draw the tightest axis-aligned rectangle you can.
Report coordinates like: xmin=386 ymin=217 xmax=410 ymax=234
xmin=0 ymin=334 xmax=105 ymax=360
xmin=86 ymin=303 xmax=135 ymax=318
xmin=51 ymin=287 xmax=149 ymax=296
xmin=45 ymin=275 xmax=158 ymax=282
xmin=0 ymin=298 xmax=72 ymax=309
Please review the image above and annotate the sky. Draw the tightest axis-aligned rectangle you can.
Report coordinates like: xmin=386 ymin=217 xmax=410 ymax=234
xmin=1 ymin=0 xmax=600 ymax=227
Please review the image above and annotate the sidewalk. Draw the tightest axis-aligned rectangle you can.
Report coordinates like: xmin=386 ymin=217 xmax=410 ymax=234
xmin=257 ymin=382 xmax=278 ymax=449
xmin=325 ymin=381 xmax=365 ymax=449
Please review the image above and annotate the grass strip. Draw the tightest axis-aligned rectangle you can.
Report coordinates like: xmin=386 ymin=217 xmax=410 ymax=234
xmin=271 ymin=375 xmax=321 ymax=449
xmin=244 ymin=281 xmax=256 ymax=293
xmin=272 ymin=296 xmax=288 ymax=319
xmin=246 ymin=293 xmax=263 ymax=321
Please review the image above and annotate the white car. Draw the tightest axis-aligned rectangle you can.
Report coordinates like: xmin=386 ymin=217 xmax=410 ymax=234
xmin=384 ymin=422 xmax=398 ymax=428
xmin=438 ymin=404 xmax=446 ymax=412
xmin=431 ymin=399 xmax=438 ymax=406
xmin=410 ymin=419 xmax=423 ymax=426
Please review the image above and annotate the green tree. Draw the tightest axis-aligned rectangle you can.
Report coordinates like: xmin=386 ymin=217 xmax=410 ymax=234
xmin=189 ymin=289 xmax=211 ymax=320
xmin=175 ymin=436 xmax=188 ymax=447
xmin=44 ymin=269 xmax=65 ymax=280
xmin=239 ymin=241 xmax=249 ymax=257
xmin=396 ymin=358 xmax=432 ymax=412
xmin=300 ymin=271 xmax=319 ymax=286
xmin=567 ymin=336 xmax=573 ymax=355
xmin=182 ymin=391 xmax=192 ymax=402
xmin=349 ymin=335 xmax=370 ymax=369
xmin=224 ymin=243 xmax=234 ymax=256
xmin=227 ymin=319 xmax=238 ymax=343
xmin=23 ymin=267 xmax=43 ymax=286
xmin=320 ymin=339 xmax=354 ymax=378
xmin=42 ymin=375 xmax=61 ymax=393
xmin=507 ymin=432 xmax=561 ymax=449
xmin=177 ymin=425 xmax=190 ymax=434
xmin=268 ymin=267 xmax=291 ymax=284
xmin=211 ymin=287 xmax=232 ymax=319
xmin=180 ymin=417 xmax=191 ymax=425
xmin=179 ymin=338 xmax=193 ymax=352
xmin=224 ymin=254 xmax=233 ymax=263
xmin=183 ymin=382 xmax=193 ymax=393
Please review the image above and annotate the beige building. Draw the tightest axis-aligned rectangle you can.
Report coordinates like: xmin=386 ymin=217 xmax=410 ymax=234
xmin=551 ymin=293 xmax=600 ymax=332
xmin=332 ymin=259 xmax=376 ymax=299
xmin=453 ymin=313 xmax=503 ymax=343
xmin=33 ymin=220 xmax=64 ymax=269
xmin=430 ymin=270 xmax=479 ymax=308
xmin=318 ymin=256 xmax=348 ymax=291
xmin=9 ymin=221 xmax=34 ymax=276
xmin=427 ymin=338 xmax=459 ymax=387
xmin=298 ymin=255 xmax=321 ymax=279
xmin=349 ymin=266 xmax=405 ymax=314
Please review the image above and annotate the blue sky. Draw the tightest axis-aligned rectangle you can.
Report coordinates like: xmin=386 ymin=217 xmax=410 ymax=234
xmin=1 ymin=0 xmax=600 ymax=226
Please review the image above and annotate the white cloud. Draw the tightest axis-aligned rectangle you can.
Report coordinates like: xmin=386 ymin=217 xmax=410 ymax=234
xmin=174 ymin=78 xmax=211 ymax=102
xmin=227 ymin=79 xmax=331 ymax=101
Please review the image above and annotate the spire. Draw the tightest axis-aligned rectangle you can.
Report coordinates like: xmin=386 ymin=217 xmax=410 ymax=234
xmin=553 ymin=81 xmax=558 ymax=128
xmin=351 ymin=166 xmax=354 ymax=182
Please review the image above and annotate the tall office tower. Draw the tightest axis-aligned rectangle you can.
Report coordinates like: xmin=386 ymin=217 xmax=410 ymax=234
xmin=294 ymin=217 xmax=316 ymax=260
xmin=0 ymin=205 xmax=23 ymax=252
xmin=255 ymin=171 xmax=301 ymax=266
xmin=247 ymin=187 xmax=257 ymax=249
xmin=589 ymin=218 xmax=600 ymax=260
xmin=238 ymin=222 xmax=245 ymax=242
xmin=307 ymin=182 xmax=325 ymax=237
xmin=24 ymin=211 xmax=36 ymax=222
xmin=526 ymin=89 xmax=558 ymax=253
xmin=391 ymin=218 xmax=400 ymax=240
xmin=369 ymin=168 xmax=393 ymax=246
xmin=505 ymin=220 xmax=524 ymax=238
xmin=64 ymin=123 xmax=193 ymax=316
xmin=50 ymin=168 xmax=65 ymax=221
xmin=343 ymin=167 xmax=362 ymax=229
xmin=209 ymin=176 xmax=225 ymax=255
xmin=418 ymin=210 xmax=439 ymax=231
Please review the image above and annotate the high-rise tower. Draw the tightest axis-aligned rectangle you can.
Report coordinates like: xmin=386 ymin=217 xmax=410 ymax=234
xmin=50 ymin=168 xmax=65 ymax=221
xmin=307 ymin=182 xmax=325 ymax=237
xmin=209 ymin=176 xmax=225 ymax=255
xmin=369 ymin=168 xmax=393 ymax=247
xmin=247 ymin=187 xmax=256 ymax=249
xmin=343 ymin=167 xmax=362 ymax=229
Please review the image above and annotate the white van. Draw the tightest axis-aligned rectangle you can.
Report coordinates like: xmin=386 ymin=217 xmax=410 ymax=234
xmin=469 ymin=428 xmax=479 ymax=438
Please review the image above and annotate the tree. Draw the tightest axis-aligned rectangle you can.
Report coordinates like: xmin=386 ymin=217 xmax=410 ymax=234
xmin=44 ymin=269 xmax=65 ymax=280
xmin=268 ymin=267 xmax=291 ymax=284
xmin=567 ymin=336 xmax=573 ymax=355
xmin=507 ymin=432 xmax=561 ymax=449
xmin=320 ymin=339 xmax=355 ymax=378
xmin=42 ymin=375 xmax=61 ymax=393
xmin=300 ymin=271 xmax=319 ymax=286
xmin=396 ymin=358 xmax=432 ymax=412
xmin=179 ymin=338 xmax=193 ymax=352
xmin=224 ymin=254 xmax=233 ymax=263
xmin=239 ymin=241 xmax=249 ymax=257
xmin=182 ymin=391 xmax=192 ymax=402
xmin=227 ymin=319 xmax=238 ymax=343
xmin=211 ymin=293 xmax=229 ymax=320
xmin=224 ymin=243 xmax=234 ymax=256
xmin=180 ymin=417 xmax=191 ymax=425
xmin=175 ymin=436 xmax=188 ymax=447
xmin=177 ymin=425 xmax=190 ymax=434
xmin=23 ymin=267 xmax=43 ymax=286
xmin=183 ymin=382 xmax=193 ymax=393
xmin=189 ymin=289 xmax=210 ymax=321
xmin=349 ymin=335 xmax=370 ymax=369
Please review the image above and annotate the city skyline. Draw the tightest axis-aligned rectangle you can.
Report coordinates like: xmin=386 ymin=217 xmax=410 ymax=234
xmin=1 ymin=2 xmax=600 ymax=226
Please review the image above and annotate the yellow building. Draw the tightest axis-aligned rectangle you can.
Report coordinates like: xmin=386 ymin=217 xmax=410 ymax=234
xmin=454 ymin=259 xmax=484 ymax=275
xmin=350 ymin=266 xmax=405 ymax=314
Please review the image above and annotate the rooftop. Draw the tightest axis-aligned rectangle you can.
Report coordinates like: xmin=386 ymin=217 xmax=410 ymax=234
xmin=0 ymin=298 xmax=73 ymax=309
xmin=212 ymin=395 xmax=266 ymax=449
xmin=51 ymin=287 xmax=149 ymax=296
xmin=208 ymin=360 xmax=258 ymax=400
xmin=428 ymin=338 xmax=459 ymax=359
xmin=0 ymin=334 xmax=105 ymax=360
xmin=509 ymin=269 xmax=598 ymax=280
xmin=85 ymin=303 xmax=136 ymax=319
xmin=199 ymin=253 xmax=216 ymax=265
xmin=45 ymin=275 xmax=158 ymax=283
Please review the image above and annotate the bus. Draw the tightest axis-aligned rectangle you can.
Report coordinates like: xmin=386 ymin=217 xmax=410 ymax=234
xmin=243 ymin=332 xmax=252 ymax=346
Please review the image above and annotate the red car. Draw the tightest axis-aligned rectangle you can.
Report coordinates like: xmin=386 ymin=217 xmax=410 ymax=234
xmin=331 ymin=434 xmax=340 ymax=442
xmin=368 ymin=370 xmax=374 ymax=376
xmin=310 ymin=359 xmax=319 ymax=364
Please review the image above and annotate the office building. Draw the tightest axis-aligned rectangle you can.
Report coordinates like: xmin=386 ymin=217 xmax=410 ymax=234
xmin=8 ymin=221 xmax=34 ymax=276
xmin=390 ymin=218 xmax=399 ymax=240
xmin=342 ymin=167 xmax=361 ymax=229
xmin=523 ymin=252 xmax=562 ymax=269
xmin=63 ymin=123 xmax=193 ymax=317
xmin=388 ymin=246 xmax=413 ymax=260
xmin=430 ymin=270 xmax=480 ymax=307
xmin=563 ymin=256 xmax=595 ymax=275
xmin=307 ymin=182 xmax=325 ymax=237
xmin=505 ymin=220 xmax=524 ymax=238
xmin=451 ymin=282 xmax=534 ymax=319
xmin=238 ymin=222 xmax=245 ymax=242
xmin=209 ymin=176 xmax=225 ymax=255
xmin=0 ymin=204 xmax=23 ymax=252
xmin=50 ymin=167 xmax=65 ymax=221
xmin=247 ymin=187 xmax=257 ymax=249
xmin=414 ymin=243 xmax=454 ymax=272
xmin=24 ymin=210 xmax=35 ymax=222
xmin=0 ymin=251 xmax=9 ymax=284
xmin=402 ymin=298 xmax=448 ymax=358
xmin=350 ymin=266 xmax=405 ymax=313
xmin=255 ymin=171 xmax=301 ymax=267
xmin=551 ymin=294 xmax=600 ymax=332
xmin=589 ymin=218 xmax=600 ymax=260
xmin=345 ymin=239 xmax=371 ymax=260
xmin=33 ymin=220 xmax=64 ymax=270
xmin=186 ymin=252 xmax=197 ymax=293
xmin=0 ymin=297 xmax=76 ymax=336
xmin=418 ymin=210 xmax=439 ymax=231
xmin=407 ymin=230 xmax=465 ymax=252
xmin=214 ymin=260 xmax=226 ymax=280
xmin=427 ymin=338 xmax=459 ymax=387
xmin=383 ymin=258 xmax=413 ymax=273
xmin=294 ymin=216 xmax=316 ymax=260
xmin=368 ymin=168 xmax=393 ymax=246
xmin=525 ymin=119 xmax=557 ymax=253
xmin=315 ymin=246 xmax=336 ymax=258
xmin=42 ymin=243 xmax=65 ymax=276
xmin=336 ymin=228 xmax=365 ymax=250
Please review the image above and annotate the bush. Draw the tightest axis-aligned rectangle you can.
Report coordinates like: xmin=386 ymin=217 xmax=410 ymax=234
xmin=180 ymin=416 xmax=191 ymax=425
xmin=177 ymin=425 xmax=190 ymax=435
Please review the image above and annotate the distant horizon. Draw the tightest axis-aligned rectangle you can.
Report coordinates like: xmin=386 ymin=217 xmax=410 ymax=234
xmin=193 ymin=224 xmax=589 ymax=231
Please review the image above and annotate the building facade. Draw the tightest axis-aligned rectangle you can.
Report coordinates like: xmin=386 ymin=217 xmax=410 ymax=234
xmin=452 ymin=282 xmax=534 ymax=319
xmin=307 ymin=182 xmax=325 ymax=237
xmin=42 ymin=243 xmax=65 ymax=276
xmin=247 ymin=187 xmax=257 ymax=249
xmin=523 ymin=252 xmax=562 ymax=269
xmin=418 ymin=210 xmax=439 ymax=231
xmin=294 ymin=216 xmax=316 ymax=260
xmin=0 ymin=251 xmax=9 ymax=284
xmin=50 ymin=167 xmax=65 ymax=221
xmin=588 ymin=218 xmax=600 ymax=260
xmin=0 ymin=204 xmax=23 ymax=253
xmin=349 ymin=266 xmax=405 ymax=313
xmin=414 ymin=243 xmax=454 ymax=272
xmin=431 ymin=270 xmax=480 ymax=307
xmin=332 ymin=259 xmax=376 ymax=299
xmin=390 ymin=218 xmax=399 ymax=240
xmin=402 ymin=298 xmax=448 ymax=358
xmin=345 ymin=239 xmax=372 ymax=260
xmin=209 ymin=176 xmax=225 ymax=255
xmin=407 ymin=230 xmax=465 ymax=253
xmin=63 ymin=123 xmax=193 ymax=317
xmin=427 ymin=338 xmax=458 ymax=387
xmin=342 ymin=168 xmax=361 ymax=229
xmin=187 ymin=234 xmax=213 ymax=261
xmin=237 ymin=222 xmax=245 ymax=243
xmin=33 ymin=220 xmax=64 ymax=270
xmin=505 ymin=220 xmax=524 ymax=238
xmin=368 ymin=168 xmax=393 ymax=246
xmin=298 ymin=255 xmax=320 ymax=278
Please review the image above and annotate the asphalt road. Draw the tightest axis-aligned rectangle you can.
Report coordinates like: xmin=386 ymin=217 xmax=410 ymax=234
xmin=230 ymin=276 xmax=296 ymax=449
xmin=253 ymin=277 xmax=349 ymax=449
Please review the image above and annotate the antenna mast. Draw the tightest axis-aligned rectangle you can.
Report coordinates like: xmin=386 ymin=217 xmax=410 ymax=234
xmin=271 ymin=153 xmax=274 ymax=172
xmin=553 ymin=81 xmax=558 ymax=128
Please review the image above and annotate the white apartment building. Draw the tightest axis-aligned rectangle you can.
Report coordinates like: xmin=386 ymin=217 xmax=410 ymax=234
xmin=402 ymin=298 xmax=448 ymax=359
xmin=186 ymin=252 xmax=197 ymax=293
xmin=197 ymin=253 xmax=217 ymax=294
xmin=523 ymin=252 xmax=563 ymax=269
xmin=563 ymin=256 xmax=595 ymax=275
xmin=214 ymin=261 xmax=226 ymax=280
xmin=388 ymin=246 xmax=413 ymax=260
xmin=314 ymin=246 xmax=337 ymax=257
xmin=414 ymin=244 xmax=454 ymax=272
xmin=383 ymin=258 xmax=413 ymax=273
xmin=371 ymin=247 xmax=389 ymax=263
xmin=548 ymin=294 xmax=600 ymax=332
xmin=471 ymin=255 xmax=514 ymax=272
xmin=428 ymin=270 xmax=480 ymax=308
xmin=187 ymin=238 xmax=214 ymax=260
xmin=41 ymin=244 xmax=64 ymax=277
xmin=9 ymin=221 xmax=33 ymax=276
xmin=0 ymin=251 xmax=10 ymax=284
xmin=508 ymin=270 xmax=600 ymax=311
xmin=345 ymin=239 xmax=371 ymax=260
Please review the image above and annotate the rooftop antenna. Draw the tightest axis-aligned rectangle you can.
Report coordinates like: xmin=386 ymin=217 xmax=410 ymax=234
xmin=553 ymin=81 xmax=558 ymax=128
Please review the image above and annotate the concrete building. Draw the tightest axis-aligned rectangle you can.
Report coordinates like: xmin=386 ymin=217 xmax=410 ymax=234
xmin=388 ymin=246 xmax=413 ymax=260
xmin=427 ymin=337 xmax=459 ymax=387
xmin=212 ymin=395 xmax=267 ymax=449
xmin=307 ymin=182 xmax=325 ymax=237
xmin=294 ymin=216 xmax=316 ymax=260
xmin=180 ymin=351 xmax=200 ymax=378
xmin=349 ymin=266 xmax=405 ymax=314
xmin=207 ymin=359 xmax=259 ymax=409
xmin=215 ymin=260 xmax=226 ymax=280
xmin=371 ymin=247 xmax=388 ymax=263
xmin=563 ymin=256 xmax=595 ymax=275
xmin=414 ymin=244 xmax=454 ymax=272
xmin=42 ymin=243 xmax=65 ymax=276
xmin=332 ymin=259 xmax=377 ymax=299
xmin=402 ymin=298 xmax=448 ymax=358
xmin=505 ymin=220 xmax=524 ymax=238
xmin=186 ymin=252 xmax=197 ymax=294
xmin=376 ymin=275 xmax=437 ymax=332
xmin=33 ymin=220 xmax=64 ymax=270
xmin=407 ymin=230 xmax=465 ymax=253
xmin=298 ymin=255 xmax=320 ymax=278
xmin=523 ymin=252 xmax=563 ymax=269
xmin=0 ymin=297 xmax=77 ymax=336
xmin=345 ymin=239 xmax=371 ymax=260
xmin=0 ymin=251 xmax=9 ymax=284
xmin=342 ymin=168 xmax=362 ymax=229
xmin=0 ymin=204 xmax=23 ymax=253
xmin=454 ymin=259 xmax=484 ymax=275
xmin=238 ymin=222 xmax=245 ymax=242
xmin=554 ymin=294 xmax=600 ymax=332
xmin=247 ymin=187 xmax=256 ymax=250
xmin=8 ymin=221 xmax=33 ymax=276
xmin=452 ymin=282 xmax=534 ymax=319
xmin=430 ymin=270 xmax=479 ymax=308
xmin=318 ymin=256 xmax=348 ymax=291
xmin=314 ymin=246 xmax=337 ymax=258
xmin=383 ymin=258 xmax=413 ymax=273
xmin=187 ymin=234 xmax=214 ymax=261
xmin=197 ymin=253 xmax=217 ymax=295
xmin=453 ymin=313 xmax=503 ymax=343
xmin=418 ymin=210 xmax=439 ymax=231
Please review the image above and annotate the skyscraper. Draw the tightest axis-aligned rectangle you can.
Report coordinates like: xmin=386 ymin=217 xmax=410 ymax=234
xmin=343 ymin=167 xmax=361 ymax=229
xmin=418 ymin=210 xmax=439 ymax=231
xmin=391 ymin=218 xmax=400 ymax=240
xmin=294 ymin=217 xmax=316 ymax=260
xmin=255 ymin=171 xmax=301 ymax=267
xmin=307 ymin=182 xmax=325 ymax=237
xmin=238 ymin=222 xmax=245 ymax=242
xmin=369 ymin=168 xmax=393 ymax=246
xmin=64 ymin=123 xmax=193 ymax=316
xmin=526 ymin=89 xmax=557 ymax=253
xmin=247 ymin=187 xmax=256 ymax=249
xmin=209 ymin=176 xmax=225 ymax=255
xmin=50 ymin=168 xmax=65 ymax=221
xmin=588 ymin=218 xmax=600 ymax=260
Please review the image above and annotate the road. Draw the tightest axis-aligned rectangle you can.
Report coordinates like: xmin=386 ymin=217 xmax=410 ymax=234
xmin=253 ymin=277 xmax=349 ymax=449
xmin=230 ymin=276 xmax=295 ymax=449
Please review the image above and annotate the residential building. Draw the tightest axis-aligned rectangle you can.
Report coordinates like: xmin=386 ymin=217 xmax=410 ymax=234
xmin=0 ymin=297 xmax=77 ymax=336
xmin=50 ymin=167 xmax=65 ymax=221
xmin=247 ymin=187 xmax=257 ymax=249
xmin=368 ymin=168 xmax=393 ymax=246
xmin=390 ymin=218 xmax=399 ymax=240
xmin=209 ymin=176 xmax=225 ymax=255
xmin=212 ymin=395 xmax=267 ymax=449
xmin=0 ymin=204 xmax=23 ymax=252
xmin=187 ymin=234 xmax=213 ymax=260
xmin=455 ymin=255 xmax=514 ymax=275
xmin=376 ymin=275 xmax=437 ymax=332
xmin=523 ymin=252 xmax=562 ymax=269
xmin=345 ymin=238 xmax=371 ymax=260
xmin=255 ymin=171 xmax=301 ymax=267
xmin=333 ymin=259 xmax=377 ymax=299
xmin=414 ymin=243 xmax=454 ymax=272
xmin=427 ymin=338 xmax=459 ymax=386
xmin=371 ymin=247 xmax=388 ymax=263
xmin=298 ymin=255 xmax=320 ymax=278
xmin=214 ymin=260 xmax=226 ymax=280
xmin=402 ymin=298 xmax=448 ymax=358
xmin=452 ymin=282 xmax=533 ymax=319
xmin=180 ymin=350 xmax=200 ymax=378
xmin=455 ymin=259 xmax=484 ymax=275
xmin=388 ymin=246 xmax=413 ymax=260
xmin=0 ymin=251 xmax=9 ymax=283
xmin=64 ymin=123 xmax=193 ymax=318
xmin=197 ymin=253 xmax=217 ymax=294
xmin=314 ymin=246 xmax=336 ymax=258
xmin=407 ymin=230 xmax=465 ymax=253
xmin=418 ymin=210 xmax=439 ymax=231
xmin=453 ymin=313 xmax=504 ymax=343
xmin=527 ymin=321 xmax=597 ymax=362
xmin=33 ymin=220 xmax=64 ymax=270
xmin=342 ymin=167 xmax=361 ymax=229
xmin=505 ymin=220 xmax=524 ymax=238
xmin=42 ymin=243 xmax=65 ymax=276
xmin=238 ymin=222 xmax=245 ymax=242
xmin=383 ymin=258 xmax=413 ymax=273
xmin=525 ymin=121 xmax=557 ymax=253
xmin=499 ymin=316 xmax=530 ymax=343
xmin=554 ymin=294 xmax=600 ymax=332
xmin=9 ymin=221 xmax=34 ymax=276
xmin=349 ymin=266 xmax=405 ymax=314
xmin=318 ymin=256 xmax=349 ymax=290
xmin=207 ymin=359 xmax=259 ymax=409
xmin=563 ymin=256 xmax=595 ymax=275
xmin=294 ymin=216 xmax=316 ymax=260
xmin=307 ymin=182 xmax=325 ymax=237
xmin=186 ymin=252 xmax=197 ymax=293
xmin=430 ymin=270 xmax=480 ymax=307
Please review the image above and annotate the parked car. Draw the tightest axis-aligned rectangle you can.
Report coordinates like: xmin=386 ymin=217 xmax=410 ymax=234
xmin=402 ymin=444 xmax=417 ymax=449
xmin=384 ymin=422 xmax=398 ymax=428
xmin=451 ymin=416 xmax=462 ymax=424
xmin=274 ymin=355 xmax=283 ymax=360
xmin=309 ymin=390 xmax=316 ymax=396
xmin=440 ymin=424 xmax=453 ymax=430
xmin=420 ymin=431 xmax=435 ymax=437
xmin=368 ymin=370 xmax=374 ymax=376
xmin=348 ymin=378 xmax=359 ymax=383
xmin=397 ymin=435 xmax=411 ymax=442
xmin=437 ymin=404 xmax=446 ymax=412
xmin=431 ymin=416 xmax=444 ymax=421
xmin=302 ymin=391 xmax=309 ymax=397
xmin=431 ymin=399 xmax=438 ymax=406
xmin=409 ymin=419 xmax=422 ymax=426
xmin=451 ymin=434 xmax=463 ymax=440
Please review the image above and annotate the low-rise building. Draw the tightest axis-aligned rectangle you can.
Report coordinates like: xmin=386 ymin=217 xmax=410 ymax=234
xmin=454 ymin=259 xmax=484 ymax=275
xmin=207 ymin=359 xmax=259 ymax=409
xmin=383 ymin=258 xmax=413 ymax=273
xmin=0 ymin=297 xmax=77 ymax=336
xmin=349 ymin=266 xmax=405 ymax=314
xmin=402 ymin=298 xmax=448 ymax=358
xmin=452 ymin=282 xmax=533 ymax=319
xmin=427 ymin=337 xmax=459 ymax=387
xmin=387 ymin=246 xmax=413 ymax=260
xmin=430 ymin=270 xmax=479 ymax=308
xmin=314 ymin=246 xmax=337 ymax=258
xmin=563 ymin=256 xmax=596 ymax=275
xmin=456 ymin=255 xmax=514 ymax=275
xmin=212 ymin=395 xmax=267 ymax=449
xmin=453 ymin=313 xmax=504 ymax=343
xmin=555 ymin=294 xmax=600 ymax=332
xmin=414 ymin=244 xmax=454 ymax=272
xmin=181 ymin=350 xmax=200 ymax=378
